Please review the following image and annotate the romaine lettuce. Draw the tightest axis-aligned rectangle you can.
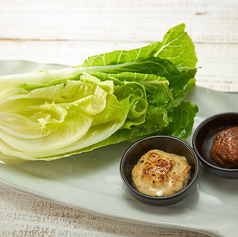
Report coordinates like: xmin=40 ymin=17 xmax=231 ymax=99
xmin=0 ymin=23 xmax=198 ymax=162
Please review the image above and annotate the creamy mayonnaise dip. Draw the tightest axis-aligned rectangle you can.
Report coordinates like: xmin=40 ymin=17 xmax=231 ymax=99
xmin=132 ymin=149 xmax=191 ymax=197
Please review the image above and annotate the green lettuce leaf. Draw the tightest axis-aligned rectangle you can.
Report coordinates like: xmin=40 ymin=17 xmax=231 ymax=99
xmin=0 ymin=23 xmax=198 ymax=162
xmin=79 ymin=24 xmax=197 ymax=68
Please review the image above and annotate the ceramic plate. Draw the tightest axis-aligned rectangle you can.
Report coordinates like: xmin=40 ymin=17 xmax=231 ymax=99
xmin=0 ymin=60 xmax=237 ymax=237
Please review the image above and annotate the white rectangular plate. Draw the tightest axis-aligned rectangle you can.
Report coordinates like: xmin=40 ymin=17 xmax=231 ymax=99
xmin=0 ymin=60 xmax=237 ymax=237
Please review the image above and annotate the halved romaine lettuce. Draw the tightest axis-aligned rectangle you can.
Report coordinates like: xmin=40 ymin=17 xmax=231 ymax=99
xmin=0 ymin=23 xmax=198 ymax=162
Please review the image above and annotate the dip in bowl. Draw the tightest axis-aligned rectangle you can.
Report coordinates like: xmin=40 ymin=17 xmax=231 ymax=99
xmin=192 ymin=112 xmax=238 ymax=179
xmin=120 ymin=135 xmax=200 ymax=206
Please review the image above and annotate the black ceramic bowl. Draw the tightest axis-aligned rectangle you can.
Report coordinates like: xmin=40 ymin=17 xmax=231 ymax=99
xmin=120 ymin=135 xmax=200 ymax=206
xmin=192 ymin=112 xmax=238 ymax=179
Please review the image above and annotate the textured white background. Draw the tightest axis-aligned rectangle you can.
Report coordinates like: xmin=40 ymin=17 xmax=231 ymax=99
xmin=0 ymin=0 xmax=237 ymax=236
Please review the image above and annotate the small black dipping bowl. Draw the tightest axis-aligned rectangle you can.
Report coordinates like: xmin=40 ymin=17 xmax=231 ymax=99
xmin=192 ymin=112 xmax=238 ymax=179
xmin=120 ymin=135 xmax=200 ymax=206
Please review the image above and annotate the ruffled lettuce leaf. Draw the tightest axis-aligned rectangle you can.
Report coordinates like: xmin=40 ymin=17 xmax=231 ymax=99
xmin=0 ymin=23 xmax=198 ymax=162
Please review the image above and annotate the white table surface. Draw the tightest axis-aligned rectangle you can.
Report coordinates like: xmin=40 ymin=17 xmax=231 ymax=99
xmin=0 ymin=0 xmax=237 ymax=236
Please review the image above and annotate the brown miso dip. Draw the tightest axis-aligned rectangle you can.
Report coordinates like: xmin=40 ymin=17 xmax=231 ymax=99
xmin=131 ymin=149 xmax=191 ymax=197
xmin=211 ymin=126 xmax=238 ymax=168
